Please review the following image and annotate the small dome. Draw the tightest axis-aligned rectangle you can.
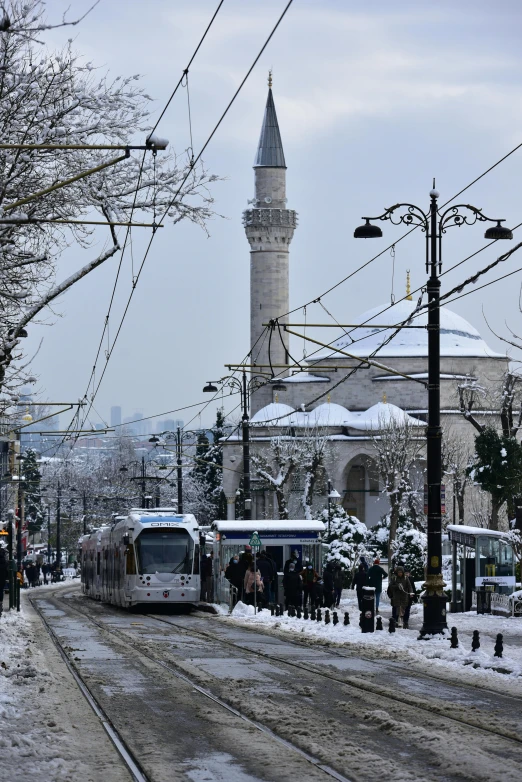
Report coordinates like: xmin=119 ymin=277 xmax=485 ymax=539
xmin=250 ymin=402 xmax=295 ymax=425
xmin=349 ymin=402 xmax=425 ymax=431
xmin=308 ymin=403 xmax=352 ymax=427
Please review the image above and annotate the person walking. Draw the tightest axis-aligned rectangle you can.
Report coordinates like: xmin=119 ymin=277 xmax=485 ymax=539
xmin=389 ymin=565 xmax=415 ymax=628
xmin=322 ymin=562 xmax=335 ymax=608
xmin=200 ymin=553 xmax=213 ymax=602
xmin=333 ymin=563 xmax=344 ymax=608
xmin=42 ymin=563 xmax=50 ymax=585
xmin=402 ymin=568 xmax=417 ymax=629
xmin=351 ymin=564 xmax=368 ymax=611
xmin=225 ymin=556 xmax=243 ymax=605
xmin=283 ymin=562 xmax=302 ymax=610
xmin=243 ymin=563 xmax=263 ymax=607
xmin=257 ymin=551 xmax=275 ymax=605
xmin=367 ymin=558 xmax=388 ymax=612
xmin=0 ymin=547 xmax=8 ymax=614
xmin=284 ymin=549 xmax=302 ymax=575
xmin=300 ymin=561 xmax=318 ymax=609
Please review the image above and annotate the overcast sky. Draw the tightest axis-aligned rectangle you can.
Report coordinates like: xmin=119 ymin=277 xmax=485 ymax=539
xmin=25 ymin=0 xmax=522 ymax=432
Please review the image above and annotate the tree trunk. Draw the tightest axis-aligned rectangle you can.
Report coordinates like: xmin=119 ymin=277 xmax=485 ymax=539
xmin=276 ymin=489 xmax=289 ymax=520
xmin=457 ymin=490 xmax=465 ymax=524
xmin=490 ymin=499 xmax=501 ymax=531
xmin=388 ymin=498 xmax=400 ymax=562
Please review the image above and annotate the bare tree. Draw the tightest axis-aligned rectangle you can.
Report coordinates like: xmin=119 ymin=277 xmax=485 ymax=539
xmin=371 ymin=416 xmax=424 ymax=561
xmin=251 ymin=435 xmax=299 ymax=520
xmin=442 ymin=427 xmax=473 ymax=525
xmin=0 ymin=0 xmax=219 ymax=400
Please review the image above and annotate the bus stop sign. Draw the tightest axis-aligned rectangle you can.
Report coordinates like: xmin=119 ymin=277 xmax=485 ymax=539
xmin=249 ymin=531 xmax=262 ymax=549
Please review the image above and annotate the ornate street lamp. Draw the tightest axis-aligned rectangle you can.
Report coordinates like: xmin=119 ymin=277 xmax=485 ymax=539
xmin=354 ymin=182 xmax=512 ymax=637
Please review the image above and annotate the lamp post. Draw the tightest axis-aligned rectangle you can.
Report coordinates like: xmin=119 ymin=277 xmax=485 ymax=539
xmin=55 ymin=479 xmax=61 ymax=569
xmin=353 ymin=182 xmax=512 ymax=636
xmin=150 ymin=427 xmax=206 ymax=514
xmin=203 ymin=370 xmax=265 ymax=521
xmin=120 ymin=456 xmax=163 ymax=510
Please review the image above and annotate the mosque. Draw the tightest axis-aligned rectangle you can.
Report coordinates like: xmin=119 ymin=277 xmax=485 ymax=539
xmin=221 ymin=79 xmax=509 ymax=524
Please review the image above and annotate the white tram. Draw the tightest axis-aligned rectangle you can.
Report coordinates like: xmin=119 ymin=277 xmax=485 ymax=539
xmin=80 ymin=509 xmax=201 ymax=608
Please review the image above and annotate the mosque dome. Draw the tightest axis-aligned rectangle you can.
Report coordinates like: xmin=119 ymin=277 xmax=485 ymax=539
xmin=250 ymin=402 xmax=295 ymax=425
xmin=348 ymin=401 xmax=425 ymax=431
xmin=312 ymin=299 xmax=505 ymax=360
xmin=308 ymin=402 xmax=352 ymax=426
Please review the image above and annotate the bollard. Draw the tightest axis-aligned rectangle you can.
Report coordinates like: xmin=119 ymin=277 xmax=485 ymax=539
xmin=311 ymin=608 xmax=316 ymax=621
xmin=296 ymin=606 xmax=302 ymax=619
xmin=279 ymin=604 xmax=285 ymax=617
xmin=344 ymin=611 xmax=350 ymax=626
xmin=450 ymin=627 xmax=459 ymax=649
xmin=360 ymin=586 xmax=376 ymax=633
xmin=316 ymin=608 xmax=322 ymax=622
xmin=375 ymin=615 xmax=383 ymax=631
xmin=275 ymin=605 xmax=280 ymax=617
xmin=325 ymin=610 xmax=330 ymax=625
xmin=304 ymin=607 xmax=309 ymax=620
xmin=16 ymin=578 xmax=20 ymax=612
xmin=389 ymin=617 xmax=396 ymax=633
xmin=494 ymin=633 xmax=503 ymax=658
xmin=471 ymin=630 xmax=480 ymax=652
xmin=333 ymin=611 xmax=338 ymax=626
xmin=290 ymin=605 xmax=295 ymax=618
xmin=270 ymin=606 xmax=275 ymax=617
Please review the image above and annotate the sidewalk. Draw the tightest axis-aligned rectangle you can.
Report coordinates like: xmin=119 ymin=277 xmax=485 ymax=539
xmin=0 ymin=588 xmax=132 ymax=782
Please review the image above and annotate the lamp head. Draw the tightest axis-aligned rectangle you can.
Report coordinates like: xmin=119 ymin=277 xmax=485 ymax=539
xmin=354 ymin=219 xmax=383 ymax=239
xmin=271 ymin=380 xmax=287 ymax=392
xmin=149 ymin=435 xmax=160 ymax=443
xmin=203 ymin=382 xmax=218 ymax=393
xmin=484 ymin=220 xmax=513 ymax=240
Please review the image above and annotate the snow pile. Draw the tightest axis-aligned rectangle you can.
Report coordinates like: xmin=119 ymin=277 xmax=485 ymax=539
xmin=231 ymin=600 xmax=256 ymax=617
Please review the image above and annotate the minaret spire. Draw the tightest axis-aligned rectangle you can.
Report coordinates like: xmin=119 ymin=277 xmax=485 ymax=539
xmin=254 ymin=79 xmax=286 ymax=168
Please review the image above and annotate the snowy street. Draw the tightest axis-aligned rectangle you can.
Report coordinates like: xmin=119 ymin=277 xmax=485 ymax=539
xmin=10 ymin=583 xmax=522 ymax=782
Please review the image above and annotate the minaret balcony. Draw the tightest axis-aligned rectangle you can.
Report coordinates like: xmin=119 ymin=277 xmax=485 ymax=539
xmin=242 ymin=208 xmax=298 ymax=229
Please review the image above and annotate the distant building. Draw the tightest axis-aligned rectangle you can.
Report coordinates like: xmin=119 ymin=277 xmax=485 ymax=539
xmin=110 ymin=406 xmax=122 ymax=428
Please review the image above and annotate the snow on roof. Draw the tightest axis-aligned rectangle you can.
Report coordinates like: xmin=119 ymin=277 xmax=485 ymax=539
xmin=308 ymin=402 xmax=352 ymax=426
xmin=446 ymin=524 xmax=510 ymax=540
xmin=312 ymin=299 xmax=506 ymax=360
xmin=213 ymin=520 xmax=326 ymax=533
xmin=348 ymin=402 xmax=425 ymax=431
xmin=283 ymin=373 xmax=331 ymax=383
xmin=250 ymin=402 xmax=295 ymax=425
xmin=372 ymin=373 xmax=478 ymax=382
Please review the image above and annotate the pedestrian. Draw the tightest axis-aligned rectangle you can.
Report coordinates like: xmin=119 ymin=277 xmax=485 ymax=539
xmin=333 ymin=563 xmax=344 ymax=608
xmin=351 ymin=564 xmax=368 ymax=611
xmin=360 ymin=555 xmax=369 ymax=573
xmin=225 ymin=555 xmax=243 ymax=605
xmin=238 ymin=546 xmax=253 ymax=599
xmin=26 ymin=562 xmax=35 ymax=588
xmin=322 ymin=562 xmax=335 ymax=608
xmin=367 ymin=558 xmax=388 ymax=612
xmin=284 ymin=549 xmax=302 ymax=575
xmin=314 ymin=578 xmax=325 ymax=607
xmin=257 ymin=550 xmax=276 ymax=605
xmin=200 ymin=553 xmax=213 ymax=602
xmin=282 ymin=562 xmax=302 ymax=609
xmin=0 ymin=547 xmax=7 ymax=614
xmin=243 ymin=563 xmax=263 ymax=606
xmin=402 ymin=568 xmax=417 ymax=629
xmin=42 ymin=563 xmax=50 ymax=585
xmin=32 ymin=562 xmax=41 ymax=587
xmin=300 ymin=561 xmax=318 ymax=609
xmin=388 ymin=565 xmax=414 ymax=628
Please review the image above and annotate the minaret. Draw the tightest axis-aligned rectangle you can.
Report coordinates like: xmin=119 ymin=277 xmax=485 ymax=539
xmin=243 ymin=73 xmax=297 ymax=412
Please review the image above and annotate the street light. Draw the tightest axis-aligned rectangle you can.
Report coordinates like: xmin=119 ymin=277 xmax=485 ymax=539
xmin=354 ymin=180 xmax=512 ymax=637
xmin=203 ymin=370 xmax=264 ymax=520
xmin=151 ymin=427 xmax=203 ymax=514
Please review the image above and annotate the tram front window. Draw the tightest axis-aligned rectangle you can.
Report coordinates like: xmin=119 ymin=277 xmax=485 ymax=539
xmin=136 ymin=530 xmax=194 ymax=574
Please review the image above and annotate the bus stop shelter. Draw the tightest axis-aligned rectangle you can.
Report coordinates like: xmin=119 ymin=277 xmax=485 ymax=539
xmin=447 ymin=524 xmax=516 ymax=612
xmin=211 ymin=520 xmax=326 ymax=605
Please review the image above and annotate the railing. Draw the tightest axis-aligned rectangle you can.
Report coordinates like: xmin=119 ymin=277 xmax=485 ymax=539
xmin=490 ymin=593 xmax=511 ymax=616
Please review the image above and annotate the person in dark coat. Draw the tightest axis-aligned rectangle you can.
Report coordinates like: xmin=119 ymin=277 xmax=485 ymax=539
xmin=388 ymin=566 xmax=414 ymax=628
xmin=283 ymin=562 xmax=302 ymax=609
xmin=225 ymin=556 xmax=243 ymax=603
xmin=360 ymin=555 xmax=369 ymax=573
xmin=0 ymin=547 xmax=7 ymax=613
xmin=284 ymin=549 xmax=302 ymax=575
xmin=367 ymin=558 xmax=388 ymax=611
xmin=402 ymin=568 xmax=417 ymax=629
xmin=333 ymin=563 xmax=344 ymax=607
xmin=351 ymin=564 xmax=368 ymax=611
xmin=200 ymin=553 xmax=213 ymax=602
xmin=257 ymin=551 xmax=276 ymax=604
xmin=42 ymin=563 xmax=50 ymax=585
xmin=322 ymin=562 xmax=335 ymax=608
xmin=300 ymin=562 xmax=318 ymax=609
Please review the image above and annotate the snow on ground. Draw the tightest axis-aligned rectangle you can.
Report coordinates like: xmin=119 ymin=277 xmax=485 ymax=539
xmin=225 ymin=591 xmax=522 ymax=696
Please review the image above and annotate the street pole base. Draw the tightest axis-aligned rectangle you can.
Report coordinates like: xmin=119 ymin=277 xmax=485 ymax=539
xmin=418 ymin=592 xmax=448 ymax=639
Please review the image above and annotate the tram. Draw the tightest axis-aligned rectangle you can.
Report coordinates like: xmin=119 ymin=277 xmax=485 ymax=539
xmin=80 ymin=509 xmax=201 ymax=608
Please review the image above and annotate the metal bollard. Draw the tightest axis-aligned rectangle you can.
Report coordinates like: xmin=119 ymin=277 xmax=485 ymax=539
xmin=296 ymin=606 xmax=302 ymax=619
xmin=360 ymin=587 xmax=375 ymax=633
xmin=450 ymin=627 xmax=459 ymax=649
xmin=375 ymin=616 xmax=383 ymax=631
xmin=279 ymin=604 xmax=284 ymax=617
xmin=311 ymin=608 xmax=316 ymax=621
xmin=275 ymin=605 xmax=280 ymax=617
xmin=324 ymin=610 xmax=330 ymax=625
xmin=494 ymin=633 xmax=503 ymax=658
xmin=16 ymin=579 xmax=20 ymax=612
xmin=343 ymin=611 xmax=350 ymax=626
xmin=270 ymin=606 xmax=275 ymax=617
xmin=304 ymin=607 xmax=309 ymax=620
xmin=388 ymin=617 xmax=396 ymax=633
xmin=333 ymin=611 xmax=338 ymax=626
xmin=471 ymin=630 xmax=480 ymax=652
xmin=316 ymin=608 xmax=322 ymax=622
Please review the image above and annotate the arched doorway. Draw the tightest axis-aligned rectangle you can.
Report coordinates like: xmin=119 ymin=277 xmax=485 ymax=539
xmin=342 ymin=457 xmax=380 ymax=525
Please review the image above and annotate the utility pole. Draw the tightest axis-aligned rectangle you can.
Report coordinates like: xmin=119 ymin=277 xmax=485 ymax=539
xmin=47 ymin=504 xmax=51 ymax=562
xmin=82 ymin=490 xmax=88 ymax=535
xmin=141 ymin=457 xmax=146 ymax=509
xmin=177 ymin=426 xmax=183 ymax=514
xmin=241 ymin=371 xmax=252 ymax=521
xmin=56 ymin=480 xmax=61 ymax=568
xmin=16 ymin=456 xmax=23 ymax=571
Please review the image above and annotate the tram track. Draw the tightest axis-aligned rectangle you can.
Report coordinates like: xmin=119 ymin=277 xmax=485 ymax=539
xmin=30 ymin=590 xmax=353 ymax=782
xmin=146 ymin=612 xmax=522 ymax=745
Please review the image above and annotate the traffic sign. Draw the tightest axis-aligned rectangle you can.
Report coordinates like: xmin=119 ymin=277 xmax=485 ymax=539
xmin=249 ymin=531 xmax=262 ymax=548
